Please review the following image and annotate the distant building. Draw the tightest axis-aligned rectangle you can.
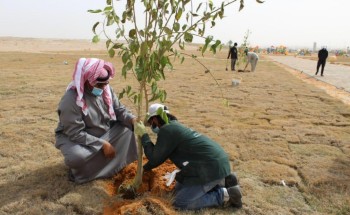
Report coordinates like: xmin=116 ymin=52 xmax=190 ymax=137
xmin=313 ymin=42 xmax=317 ymax=52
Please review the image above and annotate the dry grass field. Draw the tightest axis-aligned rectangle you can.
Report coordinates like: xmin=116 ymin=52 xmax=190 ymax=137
xmin=0 ymin=38 xmax=349 ymax=215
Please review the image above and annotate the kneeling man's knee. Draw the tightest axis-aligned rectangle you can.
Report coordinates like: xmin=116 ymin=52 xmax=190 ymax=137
xmin=64 ymin=151 xmax=87 ymax=168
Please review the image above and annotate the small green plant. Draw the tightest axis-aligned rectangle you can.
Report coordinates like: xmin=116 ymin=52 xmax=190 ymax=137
xmin=236 ymin=29 xmax=251 ymax=70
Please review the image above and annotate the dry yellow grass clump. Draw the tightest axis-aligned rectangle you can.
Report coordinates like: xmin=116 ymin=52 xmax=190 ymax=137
xmin=0 ymin=38 xmax=349 ymax=215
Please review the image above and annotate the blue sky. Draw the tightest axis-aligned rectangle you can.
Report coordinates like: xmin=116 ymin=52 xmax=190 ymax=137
xmin=1 ymin=0 xmax=349 ymax=49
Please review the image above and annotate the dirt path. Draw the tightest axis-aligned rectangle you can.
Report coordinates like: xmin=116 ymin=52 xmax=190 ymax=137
xmin=0 ymin=38 xmax=349 ymax=214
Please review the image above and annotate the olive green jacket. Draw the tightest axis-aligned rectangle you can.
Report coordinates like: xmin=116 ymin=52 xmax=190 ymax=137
xmin=141 ymin=120 xmax=231 ymax=186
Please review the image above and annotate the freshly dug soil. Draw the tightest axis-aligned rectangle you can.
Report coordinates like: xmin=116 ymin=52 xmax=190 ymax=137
xmin=104 ymin=158 xmax=178 ymax=214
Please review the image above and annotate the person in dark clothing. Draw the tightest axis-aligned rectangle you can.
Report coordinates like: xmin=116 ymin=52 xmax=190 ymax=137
xmin=227 ymin=42 xmax=238 ymax=71
xmin=135 ymin=103 xmax=242 ymax=211
xmin=315 ymin=47 xmax=329 ymax=76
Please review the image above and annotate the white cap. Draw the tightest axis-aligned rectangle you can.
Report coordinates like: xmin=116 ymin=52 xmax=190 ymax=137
xmin=146 ymin=103 xmax=170 ymax=121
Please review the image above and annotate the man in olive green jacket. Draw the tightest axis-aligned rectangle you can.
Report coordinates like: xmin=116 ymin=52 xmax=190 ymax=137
xmin=135 ymin=103 xmax=242 ymax=210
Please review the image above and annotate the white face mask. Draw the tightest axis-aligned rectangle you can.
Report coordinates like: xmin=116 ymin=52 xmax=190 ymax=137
xmin=92 ymin=87 xmax=103 ymax=96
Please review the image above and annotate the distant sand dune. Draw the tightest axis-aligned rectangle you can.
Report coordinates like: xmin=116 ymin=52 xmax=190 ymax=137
xmin=0 ymin=37 xmax=106 ymax=52
xmin=0 ymin=37 xmax=200 ymax=53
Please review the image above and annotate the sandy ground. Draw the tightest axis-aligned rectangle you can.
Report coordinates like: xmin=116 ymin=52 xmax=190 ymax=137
xmin=0 ymin=38 xmax=349 ymax=215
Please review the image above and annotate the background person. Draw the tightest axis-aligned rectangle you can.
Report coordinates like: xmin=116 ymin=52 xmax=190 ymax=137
xmin=243 ymin=49 xmax=259 ymax=72
xmin=135 ymin=103 xmax=242 ymax=211
xmin=227 ymin=42 xmax=238 ymax=71
xmin=315 ymin=47 xmax=329 ymax=76
xmin=55 ymin=58 xmax=138 ymax=184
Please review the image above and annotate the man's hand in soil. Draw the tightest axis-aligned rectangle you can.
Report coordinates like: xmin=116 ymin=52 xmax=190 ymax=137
xmin=102 ymin=141 xmax=116 ymax=158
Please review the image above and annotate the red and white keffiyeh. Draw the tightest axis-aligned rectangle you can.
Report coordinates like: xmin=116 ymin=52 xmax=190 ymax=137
xmin=66 ymin=58 xmax=116 ymax=120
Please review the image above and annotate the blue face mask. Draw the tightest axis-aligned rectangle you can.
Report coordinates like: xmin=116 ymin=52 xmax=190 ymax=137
xmin=92 ymin=87 xmax=103 ymax=96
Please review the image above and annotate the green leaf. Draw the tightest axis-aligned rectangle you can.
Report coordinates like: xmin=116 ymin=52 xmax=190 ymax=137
xmin=92 ymin=22 xmax=99 ymax=34
xmin=202 ymin=44 xmax=208 ymax=54
xmin=121 ymin=11 xmax=127 ymax=23
xmin=113 ymin=14 xmax=120 ymax=24
xmin=239 ymin=0 xmax=244 ymax=11
xmin=151 ymin=9 xmax=157 ymax=20
xmin=163 ymin=27 xmax=172 ymax=35
xmin=129 ymin=41 xmax=139 ymax=54
xmin=122 ymin=65 xmax=127 ymax=78
xmin=106 ymin=0 xmax=112 ymax=5
xmin=147 ymin=41 xmax=154 ymax=50
xmin=151 ymin=82 xmax=157 ymax=94
xmin=112 ymin=43 xmax=124 ymax=49
xmin=158 ymin=19 xmax=163 ymax=29
xmin=156 ymin=107 xmax=169 ymax=124
xmin=137 ymin=94 xmax=141 ymax=105
xmin=139 ymin=30 xmax=145 ymax=37
xmin=149 ymin=94 xmax=158 ymax=102
xmin=107 ymin=14 xmax=114 ymax=26
xmin=205 ymin=35 xmax=213 ymax=45
xmin=129 ymin=29 xmax=137 ymax=38
xmin=123 ymin=86 xmax=132 ymax=95
xmin=209 ymin=0 xmax=213 ymax=10
xmin=173 ymin=22 xmax=180 ymax=32
xmin=140 ymin=42 xmax=148 ymax=56
xmin=118 ymin=89 xmax=125 ymax=99
xmin=122 ymin=52 xmax=129 ymax=63
xmin=190 ymin=12 xmax=199 ymax=17
xmin=106 ymin=39 xmax=111 ymax=49
xmin=126 ymin=86 xmax=131 ymax=94
xmin=179 ymin=39 xmax=185 ymax=50
xmin=92 ymin=35 xmax=100 ymax=43
xmin=210 ymin=44 xmax=217 ymax=54
xmin=144 ymin=0 xmax=151 ymax=11
xmin=175 ymin=8 xmax=182 ymax=21
xmin=202 ymin=35 xmax=213 ymax=54
xmin=160 ymin=56 xmax=168 ymax=67
xmin=126 ymin=61 xmax=133 ymax=70
xmin=104 ymin=6 xmax=112 ymax=11
xmin=87 ymin=9 xmax=102 ymax=13
xmin=196 ymin=3 xmax=203 ymax=12
xmin=160 ymin=90 xmax=167 ymax=102
xmin=215 ymin=40 xmax=221 ymax=46
xmin=108 ymin=48 xmax=115 ymax=58
xmin=184 ymin=32 xmax=193 ymax=42
xmin=218 ymin=11 xmax=224 ymax=19
xmin=159 ymin=69 xmax=165 ymax=80
xmin=164 ymin=2 xmax=169 ymax=11
xmin=199 ymin=24 xmax=205 ymax=36
xmin=120 ymin=28 xmax=125 ymax=37
xmin=128 ymin=92 xmax=136 ymax=97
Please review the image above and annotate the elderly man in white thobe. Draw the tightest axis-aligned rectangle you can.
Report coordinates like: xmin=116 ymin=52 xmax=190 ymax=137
xmin=243 ymin=50 xmax=259 ymax=72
